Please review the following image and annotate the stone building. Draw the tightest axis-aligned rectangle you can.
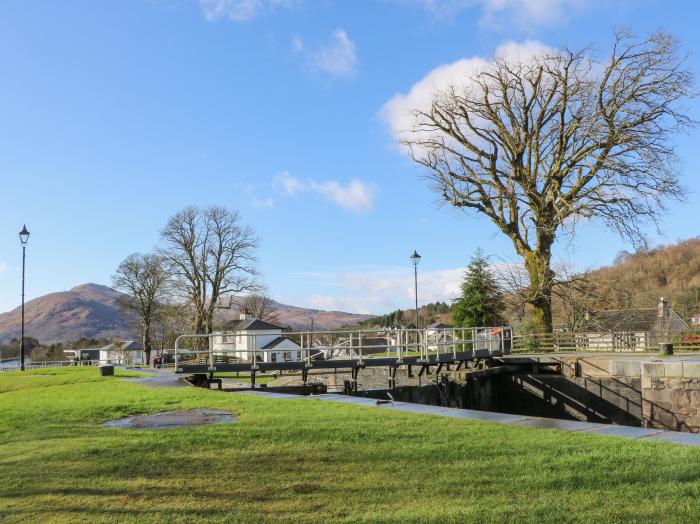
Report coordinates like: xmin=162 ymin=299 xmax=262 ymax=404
xmin=580 ymin=298 xmax=689 ymax=351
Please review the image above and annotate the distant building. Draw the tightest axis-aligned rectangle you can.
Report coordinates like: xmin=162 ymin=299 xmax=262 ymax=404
xmin=212 ymin=311 xmax=302 ymax=363
xmin=99 ymin=340 xmax=145 ymax=365
xmin=580 ymin=298 xmax=689 ymax=351
xmin=63 ymin=348 xmax=101 ymax=361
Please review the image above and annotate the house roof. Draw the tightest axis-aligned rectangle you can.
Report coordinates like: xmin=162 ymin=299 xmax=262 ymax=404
xmin=226 ymin=318 xmax=284 ymax=331
xmin=260 ymin=335 xmax=298 ymax=350
xmin=583 ymin=307 xmax=689 ymax=332
xmin=100 ymin=340 xmax=143 ymax=351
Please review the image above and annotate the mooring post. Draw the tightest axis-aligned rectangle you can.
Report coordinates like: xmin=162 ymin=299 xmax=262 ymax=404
xmin=659 ymin=342 xmax=674 ymax=356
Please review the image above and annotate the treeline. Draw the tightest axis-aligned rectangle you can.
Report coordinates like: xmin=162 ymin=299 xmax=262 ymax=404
xmin=354 ymin=302 xmax=451 ymax=328
xmin=0 ymin=337 xmax=107 ymax=361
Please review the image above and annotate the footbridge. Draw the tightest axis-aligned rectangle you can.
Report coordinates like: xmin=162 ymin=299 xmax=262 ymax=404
xmin=174 ymin=326 xmax=512 ymax=389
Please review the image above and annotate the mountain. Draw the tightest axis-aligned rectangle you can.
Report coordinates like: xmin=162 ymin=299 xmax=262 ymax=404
xmin=0 ymin=283 xmax=374 ymax=344
xmin=0 ymin=284 xmax=137 ymax=344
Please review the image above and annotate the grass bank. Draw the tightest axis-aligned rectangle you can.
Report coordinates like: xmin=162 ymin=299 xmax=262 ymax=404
xmin=1 ymin=368 xmax=699 ymax=522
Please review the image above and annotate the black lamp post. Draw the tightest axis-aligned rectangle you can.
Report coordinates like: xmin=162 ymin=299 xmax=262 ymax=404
xmin=19 ymin=225 xmax=30 ymax=371
xmin=410 ymin=250 xmax=421 ymax=329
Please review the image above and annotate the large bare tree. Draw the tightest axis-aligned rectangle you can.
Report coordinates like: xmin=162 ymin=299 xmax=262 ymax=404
xmin=160 ymin=206 xmax=259 ymax=335
xmin=402 ymin=31 xmax=695 ymax=331
xmin=112 ymin=253 xmax=170 ymax=365
xmin=240 ymin=292 xmax=280 ymax=324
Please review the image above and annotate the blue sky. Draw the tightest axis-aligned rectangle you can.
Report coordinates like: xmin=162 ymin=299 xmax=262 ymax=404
xmin=0 ymin=0 xmax=699 ymax=314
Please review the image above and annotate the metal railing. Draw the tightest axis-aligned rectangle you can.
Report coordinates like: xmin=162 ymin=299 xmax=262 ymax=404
xmin=0 ymin=358 xmax=140 ymax=372
xmin=174 ymin=326 xmax=512 ymax=370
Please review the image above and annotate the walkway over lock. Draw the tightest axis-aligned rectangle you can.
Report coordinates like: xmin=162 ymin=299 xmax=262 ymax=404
xmin=174 ymin=327 xmax=512 ymax=387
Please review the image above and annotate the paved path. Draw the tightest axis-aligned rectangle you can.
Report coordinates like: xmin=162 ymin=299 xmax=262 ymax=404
xmin=122 ymin=367 xmax=189 ymax=388
xmin=234 ymin=390 xmax=700 ymax=447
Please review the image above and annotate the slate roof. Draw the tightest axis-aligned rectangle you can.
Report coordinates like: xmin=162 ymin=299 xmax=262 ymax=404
xmin=260 ymin=336 xmax=298 ymax=350
xmin=227 ymin=318 xmax=284 ymax=331
xmin=100 ymin=340 xmax=143 ymax=351
xmin=583 ymin=307 xmax=689 ymax=332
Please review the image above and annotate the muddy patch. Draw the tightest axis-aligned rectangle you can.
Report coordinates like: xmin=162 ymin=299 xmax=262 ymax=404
xmin=102 ymin=409 xmax=237 ymax=430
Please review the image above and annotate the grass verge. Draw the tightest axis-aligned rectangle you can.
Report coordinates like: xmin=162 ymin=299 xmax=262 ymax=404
xmin=1 ymin=368 xmax=699 ymax=522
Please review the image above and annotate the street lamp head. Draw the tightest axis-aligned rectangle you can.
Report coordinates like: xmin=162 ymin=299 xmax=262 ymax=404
xmin=410 ymin=250 xmax=421 ymax=266
xmin=19 ymin=225 xmax=30 ymax=245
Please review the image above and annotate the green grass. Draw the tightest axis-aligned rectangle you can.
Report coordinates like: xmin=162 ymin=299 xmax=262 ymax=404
xmin=1 ymin=369 xmax=700 ymax=523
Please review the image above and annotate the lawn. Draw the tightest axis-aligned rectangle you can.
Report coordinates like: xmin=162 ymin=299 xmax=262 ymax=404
xmin=1 ymin=368 xmax=700 ymax=523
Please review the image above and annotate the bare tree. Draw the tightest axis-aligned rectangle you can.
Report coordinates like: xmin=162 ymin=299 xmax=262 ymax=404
xmin=155 ymin=302 xmax=192 ymax=352
xmin=112 ymin=253 xmax=170 ymax=365
xmin=159 ymin=206 xmax=259 ymax=336
xmin=402 ymin=30 xmax=695 ymax=331
xmin=551 ymin=264 xmax=622 ymax=332
xmin=240 ymin=292 xmax=280 ymax=324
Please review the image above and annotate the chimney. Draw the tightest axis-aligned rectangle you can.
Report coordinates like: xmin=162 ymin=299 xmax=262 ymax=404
xmin=658 ymin=297 xmax=669 ymax=319
xmin=239 ymin=309 xmax=253 ymax=321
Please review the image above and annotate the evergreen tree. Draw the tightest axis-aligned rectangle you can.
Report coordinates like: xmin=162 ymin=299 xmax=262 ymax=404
xmin=451 ymin=249 xmax=506 ymax=327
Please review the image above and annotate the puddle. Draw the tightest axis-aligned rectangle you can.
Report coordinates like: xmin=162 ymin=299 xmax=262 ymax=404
xmin=102 ymin=409 xmax=237 ymax=430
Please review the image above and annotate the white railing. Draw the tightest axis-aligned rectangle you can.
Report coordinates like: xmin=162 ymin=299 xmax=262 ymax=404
xmin=0 ymin=359 xmax=140 ymax=372
xmin=173 ymin=326 xmax=512 ymax=370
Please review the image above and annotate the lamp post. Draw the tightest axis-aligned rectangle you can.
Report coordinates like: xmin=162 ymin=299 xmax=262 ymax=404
xmin=410 ymin=250 xmax=421 ymax=329
xmin=19 ymin=225 xmax=30 ymax=371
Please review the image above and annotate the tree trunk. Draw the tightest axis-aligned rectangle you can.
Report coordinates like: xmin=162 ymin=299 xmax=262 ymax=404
xmin=142 ymin=321 xmax=152 ymax=367
xmin=524 ymin=250 xmax=555 ymax=333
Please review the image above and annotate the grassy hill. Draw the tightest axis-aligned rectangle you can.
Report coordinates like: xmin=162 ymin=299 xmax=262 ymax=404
xmin=1 ymin=368 xmax=699 ymax=522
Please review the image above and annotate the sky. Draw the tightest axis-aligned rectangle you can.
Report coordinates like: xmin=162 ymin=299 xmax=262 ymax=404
xmin=0 ymin=0 xmax=699 ymax=315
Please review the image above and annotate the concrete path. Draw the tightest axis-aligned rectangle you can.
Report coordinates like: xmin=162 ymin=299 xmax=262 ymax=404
xmin=234 ymin=390 xmax=700 ymax=448
xmin=121 ymin=367 xmax=189 ymax=388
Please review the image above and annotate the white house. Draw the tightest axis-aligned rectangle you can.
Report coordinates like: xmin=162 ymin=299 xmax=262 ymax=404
xmin=212 ymin=312 xmax=303 ymax=363
xmin=99 ymin=340 xmax=145 ymax=365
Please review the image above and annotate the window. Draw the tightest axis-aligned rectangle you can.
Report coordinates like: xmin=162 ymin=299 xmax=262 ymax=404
xmin=271 ymin=353 xmax=277 ymax=363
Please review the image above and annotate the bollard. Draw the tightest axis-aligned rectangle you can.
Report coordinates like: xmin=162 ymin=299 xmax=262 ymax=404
xmin=98 ymin=365 xmax=114 ymax=376
xmin=658 ymin=342 xmax=673 ymax=356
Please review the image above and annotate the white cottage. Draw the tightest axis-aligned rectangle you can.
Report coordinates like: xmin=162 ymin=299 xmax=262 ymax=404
xmin=99 ymin=340 xmax=145 ymax=365
xmin=212 ymin=312 xmax=303 ymax=363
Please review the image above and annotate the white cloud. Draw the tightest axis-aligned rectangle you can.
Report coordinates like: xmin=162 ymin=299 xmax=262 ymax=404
xmin=290 ymin=267 xmax=463 ymax=314
xmin=0 ymin=262 xmax=8 ymax=274
xmin=251 ymin=196 xmax=275 ymax=208
xmin=198 ymin=0 xmax=293 ymax=22
xmin=291 ymin=35 xmax=304 ymax=53
xmin=308 ymin=179 xmax=376 ymax=213
xmin=398 ymin=0 xmax=606 ymax=30
xmin=292 ymin=260 xmax=523 ymax=314
xmin=308 ymin=28 xmax=358 ymax=79
xmin=271 ymin=172 xmax=377 ymax=213
xmin=272 ymin=171 xmax=304 ymax=196
xmin=379 ymin=40 xmax=554 ymax=153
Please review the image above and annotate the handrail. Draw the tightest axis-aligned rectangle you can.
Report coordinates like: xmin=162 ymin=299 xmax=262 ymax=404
xmin=0 ymin=358 xmax=139 ymax=372
xmin=173 ymin=326 xmax=512 ymax=370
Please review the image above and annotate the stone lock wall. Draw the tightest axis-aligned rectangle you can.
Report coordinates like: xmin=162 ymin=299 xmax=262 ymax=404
xmin=641 ymin=361 xmax=700 ymax=433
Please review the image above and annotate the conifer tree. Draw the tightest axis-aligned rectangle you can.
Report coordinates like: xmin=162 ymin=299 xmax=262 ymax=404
xmin=452 ymin=249 xmax=505 ymax=327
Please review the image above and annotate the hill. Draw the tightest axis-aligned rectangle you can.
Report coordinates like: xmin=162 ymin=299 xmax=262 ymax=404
xmin=576 ymin=238 xmax=700 ymax=319
xmin=0 ymin=283 xmax=374 ymax=344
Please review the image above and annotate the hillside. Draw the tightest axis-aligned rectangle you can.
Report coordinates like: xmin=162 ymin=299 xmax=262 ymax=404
xmin=577 ymin=238 xmax=700 ymax=319
xmin=0 ymin=284 xmax=137 ymax=344
xmin=0 ymin=283 xmax=374 ymax=344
